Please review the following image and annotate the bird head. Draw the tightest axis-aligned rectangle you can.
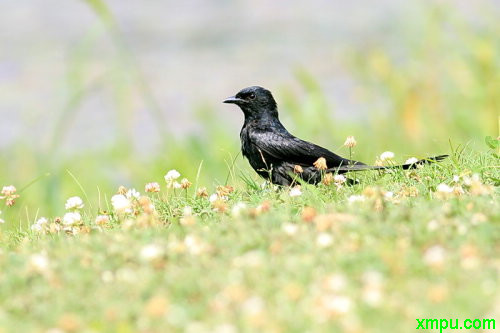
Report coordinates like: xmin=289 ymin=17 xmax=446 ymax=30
xmin=223 ymin=86 xmax=278 ymax=119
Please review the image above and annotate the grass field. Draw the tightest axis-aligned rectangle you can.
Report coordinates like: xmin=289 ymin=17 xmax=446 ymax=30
xmin=0 ymin=1 xmax=498 ymax=332
xmin=0 ymin=147 xmax=498 ymax=332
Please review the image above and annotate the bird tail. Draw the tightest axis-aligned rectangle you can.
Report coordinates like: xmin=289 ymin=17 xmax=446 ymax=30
xmin=330 ymin=155 xmax=449 ymax=173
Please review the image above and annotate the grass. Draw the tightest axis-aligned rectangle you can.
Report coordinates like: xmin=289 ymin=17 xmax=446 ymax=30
xmin=0 ymin=148 xmax=498 ymax=332
xmin=1 ymin=0 xmax=498 ymax=220
xmin=0 ymin=1 xmax=498 ymax=332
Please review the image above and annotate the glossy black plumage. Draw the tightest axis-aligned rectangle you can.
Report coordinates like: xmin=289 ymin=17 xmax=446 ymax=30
xmin=224 ymin=86 xmax=447 ymax=186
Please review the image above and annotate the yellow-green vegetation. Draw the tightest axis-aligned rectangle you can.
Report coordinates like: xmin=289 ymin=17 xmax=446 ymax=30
xmin=0 ymin=149 xmax=498 ymax=332
xmin=1 ymin=1 xmax=498 ymax=220
xmin=0 ymin=1 xmax=498 ymax=332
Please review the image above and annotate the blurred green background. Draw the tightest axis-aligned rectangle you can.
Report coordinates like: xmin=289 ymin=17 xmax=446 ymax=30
xmin=0 ymin=0 xmax=498 ymax=227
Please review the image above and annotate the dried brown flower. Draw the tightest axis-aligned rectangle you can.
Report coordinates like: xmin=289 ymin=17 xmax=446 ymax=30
xmin=180 ymin=178 xmax=192 ymax=189
xmin=117 ymin=186 xmax=128 ymax=195
xmin=313 ymin=157 xmax=328 ymax=170
xmin=322 ymin=173 xmax=334 ymax=185
xmin=212 ymin=200 xmax=228 ymax=213
xmin=196 ymin=187 xmax=209 ymax=197
xmin=138 ymin=196 xmax=155 ymax=214
xmin=216 ymin=185 xmax=234 ymax=197
xmin=145 ymin=296 xmax=169 ymax=318
xmin=180 ymin=216 xmax=196 ymax=226
xmin=301 ymin=206 xmax=317 ymax=222
xmin=256 ymin=200 xmax=271 ymax=214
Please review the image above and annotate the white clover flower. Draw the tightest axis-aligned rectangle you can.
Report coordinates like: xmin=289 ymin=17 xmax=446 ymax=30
xmin=316 ymin=232 xmax=333 ymax=248
xmin=101 ymin=270 xmax=114 ymax=283
xmin=362 ymin=286 xmax=383 ymax=307
xmin=405 ymin=157 xmax=419 ymax=164
xmin=289 ymin=186 xmax=302 ymax=197
xmin=31 ymin=223 xmax=43 ymax=232
xmin=36 ymin=217 xmax=48 ymax=226
xmin=95 ymin=215 xmax=110 ymax=225
xmin=214 ymin=323 xmax=238 ymax=333
xmin=380 ymin=151 xmax=395 ymax=161
xmin=436 ymin=183 xmax=453 ymax=194
xmin=29 ymin=252 xmax=50 ymax=273
xmin=115 ymin=268 xmax=137 ymax=283
xmin=140 ymin=244 xmax=164 ymax=261
xmin=232 ymin=250 xmax=264 ymax=268
xmin=348 ymin=195 xmax=365 ymax=203
xmin=457 ymin=224 xmax=467 ymax=235
xmin=453 ymin=175 xmax=460 ymax=183
xmin=125 ymin=188 xmax=141 ymax=200
xmin=231 ymin=202 xmax=247 ymax=217
xmin=427 ymin=219 xmax=439 ymax=231
xmin=384 ymin=191 xmax=394 ymax=199
xmin=343 ymin=136 xmax=357 ymax=148
xmin=183 ymin=206 xmax=193 ymax=216
xmin=172 ymin=181 xmax=182 ymax=189
xmin=65 ymin=196 xmax=84 ymax=210
xmin=1 ymin=185 xmax=16 ymax=196
xmin=242 ymin=296 xmax=265 ymax=316
xmin=320 ymin=295 xmax=352 ymax=315
xmin=164 ymin=170 xmax=181 ymax=182
xmin=62 ymin=212 xmax=82 ymax=226
xmin=423 ymin=245 xmax=446 ymax=268
xmin=282 ymin=223 xmax=298 ymax=236
xmin=333 ymin=174 xmax=346 ymax=184
xmin=145 ymin=182 xmax=161 ymax=193
xmin=111 ymin=194 xmax=132 ymax=214
xmin=362 ymin=270 xmax=384 ymax=287
xmin=324 ymin=274 xmax=347 ymax=292
xmin=209 ymin=193 xmax=219 ymax=203
xmin=184 ymin=235 xmax=207 ymax=255
xmin=0 ymin=185 xmax=19 ymax=207
xmin=31 ymin=217 xmax=48 ymax=232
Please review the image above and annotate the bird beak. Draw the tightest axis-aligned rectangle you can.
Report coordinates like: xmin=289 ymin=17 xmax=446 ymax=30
xmin=223 ymin=96 xmax=244 ymax=104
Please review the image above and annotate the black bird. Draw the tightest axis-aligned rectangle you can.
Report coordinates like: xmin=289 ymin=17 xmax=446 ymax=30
xmin=224 ymin=86 xmax=447 ymax=186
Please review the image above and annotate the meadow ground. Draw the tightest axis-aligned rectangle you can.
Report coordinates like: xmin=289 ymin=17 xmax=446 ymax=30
xmin=0 ymin=2 xmax=498 ymax=331
xmin=0 ymin=148 xmax=498 ymax=332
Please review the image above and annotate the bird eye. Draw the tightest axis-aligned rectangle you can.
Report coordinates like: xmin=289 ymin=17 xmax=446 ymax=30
xmin=248 ymin=93 xmax=256 ymax=100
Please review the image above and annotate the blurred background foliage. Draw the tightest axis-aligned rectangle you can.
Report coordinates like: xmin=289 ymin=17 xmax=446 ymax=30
xmin=0 ymin=0 xmax=498 ymax=227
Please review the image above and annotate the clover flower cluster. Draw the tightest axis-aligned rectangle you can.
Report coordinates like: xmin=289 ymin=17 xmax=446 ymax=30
xmin=434 ymin=173 xmax=493 ymax=199
xmin=26 ymin=169 xmax=258 ymax=233
xmin=164 ymin=170 xmax=191 ymax=190
xmin=0 ymin=185 xmax=19 ymax=207
xmin=24 ymin=165 xmax=494 ymax=238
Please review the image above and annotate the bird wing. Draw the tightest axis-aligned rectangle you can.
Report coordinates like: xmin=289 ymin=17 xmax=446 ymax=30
xmin=249 ymin=129 xmax=360 ymax=168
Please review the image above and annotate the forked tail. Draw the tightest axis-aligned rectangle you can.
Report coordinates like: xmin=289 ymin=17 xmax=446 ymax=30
xmin=331 ymin=155 xmax=449 ymax=173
